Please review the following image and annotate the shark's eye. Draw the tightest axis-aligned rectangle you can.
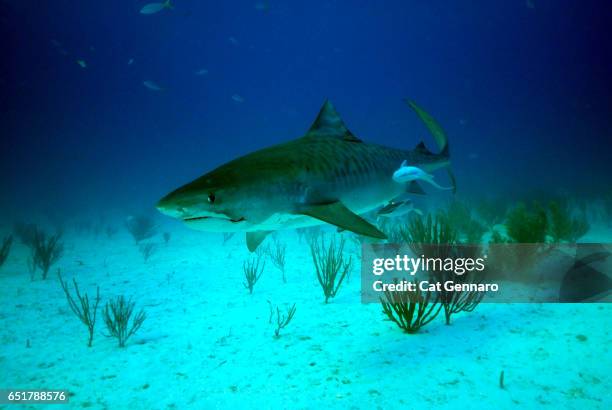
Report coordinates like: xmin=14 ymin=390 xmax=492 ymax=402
xmin=208 ymin=193 xmax=216 ymax=204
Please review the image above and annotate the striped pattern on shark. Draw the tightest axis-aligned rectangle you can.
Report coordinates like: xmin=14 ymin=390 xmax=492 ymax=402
xmin=157 ymin=100 xmax=453 ymax=251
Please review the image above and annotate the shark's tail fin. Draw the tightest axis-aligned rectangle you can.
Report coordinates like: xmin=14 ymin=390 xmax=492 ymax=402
xmin=404 ymin=99 xmax=456 ymax=193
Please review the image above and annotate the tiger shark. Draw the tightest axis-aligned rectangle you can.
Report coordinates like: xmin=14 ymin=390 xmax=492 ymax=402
xmin=156 ymin=100 xmax=454 ymax=251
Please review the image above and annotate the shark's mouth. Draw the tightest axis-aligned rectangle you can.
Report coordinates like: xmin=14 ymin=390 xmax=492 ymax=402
xmin=184 ymin=216 xmax=246 ymax=223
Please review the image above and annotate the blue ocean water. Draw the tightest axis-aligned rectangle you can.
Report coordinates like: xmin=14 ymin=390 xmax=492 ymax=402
xmin=1 ymin=1 xmax=611 ymax=409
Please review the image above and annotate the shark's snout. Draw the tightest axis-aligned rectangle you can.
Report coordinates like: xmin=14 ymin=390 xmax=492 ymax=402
xmin=156 ymin=188 xmax=193 ymax=219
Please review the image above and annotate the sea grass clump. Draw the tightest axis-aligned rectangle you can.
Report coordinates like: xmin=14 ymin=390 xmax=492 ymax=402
xmin=380 ymin=283 xmax=442 ymax=333
xmin=399 ymin=213 xmax=486 ymax=325
xmin=400 ymin=213 xmax=458 ymax=258
xmin=490 ymin=197 xmax=589 ymax=276
xmin=273 ymin=303 xmax=297 ymax=338
xmin=548 ymin=201 xmax=589 ymax=243
xmin=445 ymin=201 xmax=487 ymax=243
xmin=0 ymin=235 xmax=12 ymax=268
xmin=139 ymin=242 xmax=157 ymax=263
xmin=13 ymin=222 xmax=38 ymax=248
xmin=310 ymin=236 xmax=352 ymax=303
xmin=29 ymin=229 xmax=63 ymax=280
xmin=486 ymin=229 xmax=516 ymax=278
xmin=243 ymin=254 xmax=265 ymax=294
xmin=58 ymin=270 xmax=100 ymax=347
xmin=267 ymin=239 xmax=287 ymax=283
xmin=103 ymin=295 xmax=146 ymax=348
xmin=125 ymin=215 xmax=157 ymax=243
xmin=475 ymin=197 xmax=507 ymax=226
xmin=505 ymin=203 xmax=548 ymax=243
xmin=492 ymin=202 xmax=550 ymax=275
xmin=380 ymin=218 xmax=405 ymax=244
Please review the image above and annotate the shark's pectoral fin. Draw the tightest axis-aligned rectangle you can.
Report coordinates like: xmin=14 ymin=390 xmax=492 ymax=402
xmin=246 ymin=230 xmax=273 ymax=252
xmin=407 ymin=181 xmax=427 ymax=195
xmin=296 ymin=202 xmax=387 ymax=239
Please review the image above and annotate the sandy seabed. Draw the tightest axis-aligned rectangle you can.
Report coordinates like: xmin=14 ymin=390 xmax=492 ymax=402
xmin=0 ymin=223 xmax=610 ymax=410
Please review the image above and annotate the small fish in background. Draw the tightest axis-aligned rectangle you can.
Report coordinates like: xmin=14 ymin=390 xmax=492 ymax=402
xmin=143 ymin=80 xmax=163 ymax=91
xmin=526 ymin=0 xmax=535 ymax=9
xmin=228 ymin=36 xmax=239 ymax=46
xmin=468 ymin=152 xmax=479 ymax=160
xmin=50 ymin=39 xmax=69 ymax=56
xmin=194 ymin=68 xmax=208 ymax=76
xmin=231 ymin=94 xmax=245 ymax=103
xmin=254 ymin=1 xmax=270 ymax=12
xmin=140 ymin=0 xmax=173 ymax=15
xmin=76 ymin=59 xmax=87 ymax=68
xmin=128 ymin=58 xmax=134 ymax=65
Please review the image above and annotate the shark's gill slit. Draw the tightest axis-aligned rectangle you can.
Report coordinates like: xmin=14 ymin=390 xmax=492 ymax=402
xmin=184 ymin=216 xmax=208 ymax=221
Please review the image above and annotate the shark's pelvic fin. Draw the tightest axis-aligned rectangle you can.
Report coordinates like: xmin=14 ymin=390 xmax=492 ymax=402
xmin=297 ymin=201 xmax=387 ymax=239
xmin=246 ymin=230 xmax=273 ymax=252
xmin=305 ymin=100 xmax=362 ymax=142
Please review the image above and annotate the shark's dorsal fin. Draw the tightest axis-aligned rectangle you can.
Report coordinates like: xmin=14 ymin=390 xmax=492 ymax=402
xmin=305 ymin=100 xmax=361 ymax=142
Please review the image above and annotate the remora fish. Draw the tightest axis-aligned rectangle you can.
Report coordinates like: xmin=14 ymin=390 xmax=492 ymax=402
xmin=157 ymin=100 xmax=454 ymax=251
xmin=392 ymin=160 xmax=454 ymax=191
